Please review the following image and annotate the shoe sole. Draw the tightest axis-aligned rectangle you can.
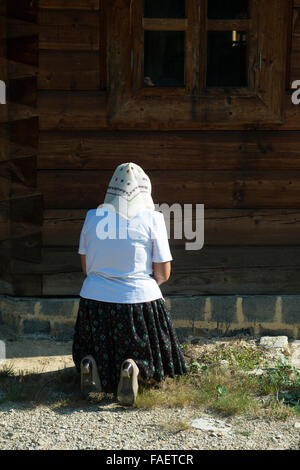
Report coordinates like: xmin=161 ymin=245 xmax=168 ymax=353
xmin=117 ymin=360 xmax=139 ymax=406
xmin=80 ymin=355 xmax=102 ymax=396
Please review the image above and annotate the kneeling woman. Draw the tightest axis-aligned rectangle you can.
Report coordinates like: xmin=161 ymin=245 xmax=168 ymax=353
xmin=72 ymin=162 xmax=187 ymax=405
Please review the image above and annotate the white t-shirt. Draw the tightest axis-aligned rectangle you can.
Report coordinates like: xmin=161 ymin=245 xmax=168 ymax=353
xmin=78 ymin=208 xmax=173 ymax=303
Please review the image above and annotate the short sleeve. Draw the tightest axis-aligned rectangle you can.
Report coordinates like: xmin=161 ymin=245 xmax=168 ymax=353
xmin=78 ymin=211 xmax=90 ymax=255
xmin=151 ymin=212 xmax=173 ymax=263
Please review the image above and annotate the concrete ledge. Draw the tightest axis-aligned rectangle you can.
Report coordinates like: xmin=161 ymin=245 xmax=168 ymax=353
xmin=0 ymin=294 xmax=299 ymax=340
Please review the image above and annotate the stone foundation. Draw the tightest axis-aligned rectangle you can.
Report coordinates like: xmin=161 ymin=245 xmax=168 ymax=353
xmin=0 ymin=294 xmax=299 ymax=340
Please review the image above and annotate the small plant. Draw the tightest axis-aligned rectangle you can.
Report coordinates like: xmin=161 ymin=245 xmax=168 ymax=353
xmin=160 ymin=419 xmax=191 ymax=433
xmin=188 ymin=361 xmax=202 ymax=374
xmin=215 ymin=385 xmax=227 ymax=397
xmin=259 ymin=356 xmax=300 ymax=411
xmin=0 ymin=363 xmax=16 ymax=377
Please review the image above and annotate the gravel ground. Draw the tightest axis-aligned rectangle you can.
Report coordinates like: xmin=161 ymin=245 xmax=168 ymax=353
xmin=0 ymin=328 xmax=299 ymax=451
xmin=0 ymin=401 xmax=299 ymax=450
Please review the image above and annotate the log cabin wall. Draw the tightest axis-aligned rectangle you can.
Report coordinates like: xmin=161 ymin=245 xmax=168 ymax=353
xmin=0 ymin=0 xmax=42 ymax=298
xmin=1 ymin=0 xmax=300 ymax=337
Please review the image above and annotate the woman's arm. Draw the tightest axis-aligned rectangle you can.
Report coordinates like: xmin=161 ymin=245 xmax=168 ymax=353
xmin=80 ymin=254 xmax=87 ymax=276
xmin=152 ymin=261 xmax=171 ymax=286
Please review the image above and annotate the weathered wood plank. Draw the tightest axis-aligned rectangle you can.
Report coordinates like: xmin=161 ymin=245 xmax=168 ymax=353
xmin=10 ymin=193 xmax=43 ymax=227
xmin=38 ymin=130 xmax=300 ymax=171
xmin=39 ymin=10 xmax=100 ymax=51
xmin=7 ymin=156 xmax=37 ymax=197
xmin=0 ymin=201 xmax=10 ymax=242
xmin=10 ymin=117 xmax=39 ymax=147
xmin=12 ymin=273 xmax=42 ymax=295
xmin=291 ymin=51 xmax=300 ymax=82
xmin=37 ymin=169 xmax=300 ymax=209
xmin=40 ymin=246 xmax=300 ymax=296
xmin=9 ymin=77 xmax=37 ymax=107
xmin=163 ymin=267 xmax=300 ymax=295
xmin=43 ymin=272 xmax=82 ymax=295
xmin=37 ymin=91 xmax=300 ymax=131
xmin=0 ymin=138 xmax=37 ymax=160
xmin=7 ymin=0 xmax=38 ymax=23
xmin=7 ymin=18 xmax=38 ymax=39
xmin=7 ymin=36 xmax=38 ymax=66
xmin=0 ymin=103 xmax=38 ymax=123
xmin=38 ymin=52 xmax=100 ymax=90
xmin=292 ymin=7 xmax=300 ymax=51
xmin=10 ymin=246 xmax=300 ymax=273
xmin=11 ymin=232 xmax=42 ymax=263
xmin=42 ymin=208 xmax=300 ymax=247
xmin=7 ymin=58 xmax=38 ymax=79
xmin=43 ymin=268 xmax=300 ymax=296
xmin=39 ymin=0 xmax=99 ymax=9
xmin=38 ymin=91 xmax=106 ymax=131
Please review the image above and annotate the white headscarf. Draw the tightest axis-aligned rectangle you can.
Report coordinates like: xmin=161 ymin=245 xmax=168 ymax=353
xmin=98 ymin=162 xmax=155 ymax=220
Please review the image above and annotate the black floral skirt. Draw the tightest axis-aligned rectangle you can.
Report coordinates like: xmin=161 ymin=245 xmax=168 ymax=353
xmin=72 ymin=296 xmax=187 ymax=392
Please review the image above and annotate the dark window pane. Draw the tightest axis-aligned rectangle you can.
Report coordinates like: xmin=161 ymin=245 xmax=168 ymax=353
xmin=206 ymin=31 xmax=248 ymax=87
xmin=144 ymin=31 xmax=185 ymax=87
xmin=144 ymin=0 xmax=185 ymax=18
xmin=207 ymin=0 xmax=249 ymax=19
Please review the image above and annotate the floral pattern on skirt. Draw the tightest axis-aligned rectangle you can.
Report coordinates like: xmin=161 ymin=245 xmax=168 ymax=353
xmin=72 ymin=296 xmax=187 ymax=391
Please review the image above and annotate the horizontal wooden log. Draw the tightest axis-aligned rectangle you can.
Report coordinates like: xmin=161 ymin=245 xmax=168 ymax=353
xmin=292 ymin=8 xmax=300 ymax=51
xmin=0 ymin=156 xmax=37 ymax=195
xmin=0 ymin=103 xmax=38 ymax=123
xmin=7 ymin=0 xmax=38 ymax=23
xmin=37 ymin=169 xmax=300 ymax=209
xmin=7 ymin=18 xmax=38 ymax=39
xmin=10 ymin=117 xmax=39 ymax=147
xmin=38 ymin=130 xmax=300 ymax=171
xmin=9 ymin=245 xmax=300 ymax=273
xmin=39 ymin=245 xmax=300 ymax=295
xmin=7 ymin=36 xmax=38 ymax=67
xmin=0 ymin=136 xmax=37 ymax=161
xmin=39 ymin=0 xmax=99 ymax=9
xmin=0 ymin=201 xmax=10 ymax=242
xmin=11 ymin=232 xmax=42 ymax=263
xmin=6 ymin=57 xmax=38 ymax=79
xmin=37 ymin=91 xmax=300 ymax=131
xmin=42 ymin=267 xmax=300 ymax=296
xmin=10 ymin=193 xmax=43 ymax=226
xmin=163 ymin=267 xmax=300 ymax=295
xmin=42 ymin=208 xmax=300 ymax=247
xmin=43 ymin=271 xmax=82 ymax=295
xmin=38 ymin=52 xmax=100 ymax=90
xmin=12 ymin=273 xmax=42 ymax=296
xmin=0 ymin=174 xmax=11 ymax=201
xmin=38 ymin=91 xmax=106 ymax=131
xmin=9 ymin=77 xmax=37 ymax=107
xmin=291 ymin=51 xmax=300 ymax=82
xmin=39 ymin=10 xmax=100 ymax=51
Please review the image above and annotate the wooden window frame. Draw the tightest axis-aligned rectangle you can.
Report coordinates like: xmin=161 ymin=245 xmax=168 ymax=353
xmin=107 ymin=0 xmax=290 ymax=130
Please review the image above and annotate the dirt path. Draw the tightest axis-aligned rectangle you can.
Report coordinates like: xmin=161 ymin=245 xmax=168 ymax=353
xmin=0 ymin=324 xmax=74 ymax=373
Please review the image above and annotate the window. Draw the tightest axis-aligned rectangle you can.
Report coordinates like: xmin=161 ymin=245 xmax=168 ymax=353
xmin=107 ymin=0 xmax=289 ymax=128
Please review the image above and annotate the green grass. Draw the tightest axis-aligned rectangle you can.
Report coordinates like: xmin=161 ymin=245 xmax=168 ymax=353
xmin=0 ymin=343 xmax=299 ymax=420
xmin=135 ymin=345 xmax=300 ymax=419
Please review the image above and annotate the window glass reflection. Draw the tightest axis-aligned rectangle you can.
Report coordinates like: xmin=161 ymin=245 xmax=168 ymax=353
xmin=207 ymin=0 xmax=249 ymax=19
xmin=144 ymin=31 xmax=185 ymax=87
xmin=144 ymin=0 xmax=185 ymax=18
xmin=206 ymin=31 xmax=248 ymax=87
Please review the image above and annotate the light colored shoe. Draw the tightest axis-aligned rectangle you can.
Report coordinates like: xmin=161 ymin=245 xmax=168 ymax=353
xmin=117 ymin=359 xmax=139 ymax=406
xmin=80 ymin=355 xmax=101 ymax=396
